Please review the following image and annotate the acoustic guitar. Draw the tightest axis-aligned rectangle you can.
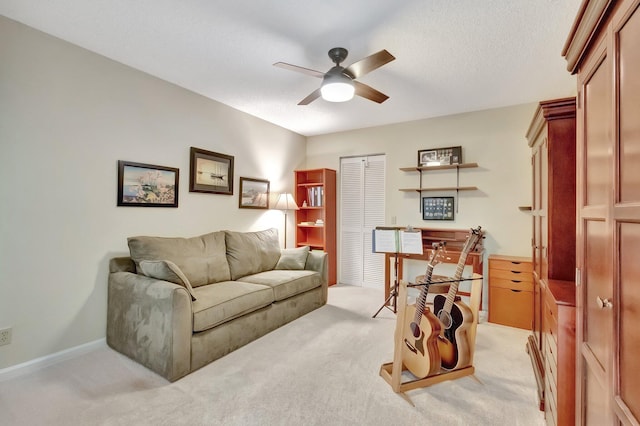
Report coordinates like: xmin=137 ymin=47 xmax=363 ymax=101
xmin=434 ymin=226 xmax=483 ymax=371
xmin=402 ymin=242 xmax=446 ymax=378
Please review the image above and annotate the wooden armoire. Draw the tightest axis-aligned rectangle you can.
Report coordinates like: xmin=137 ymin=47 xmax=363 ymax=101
xmin=525 ymin=97 xmax=576 ymax=425
xmin=563 ymin=0 xmax=640 ymax=424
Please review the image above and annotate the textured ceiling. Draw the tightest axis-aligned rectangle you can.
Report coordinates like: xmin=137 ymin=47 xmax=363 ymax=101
xmin=0 ymin=0 xmax=582 ymax=136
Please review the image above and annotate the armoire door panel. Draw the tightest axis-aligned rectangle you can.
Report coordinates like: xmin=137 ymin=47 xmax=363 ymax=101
xmin=584 ymin=365 xmax=612 ymax=425
xmin=618 ymin=2 xmax=640 ymax=203
xmin=619 ymin=222 xmax=640 ymax=420
xmin=584 ymin=219 xmax=612 ymax=369
xmin=584 ymin=56 xmax=611 ymax=207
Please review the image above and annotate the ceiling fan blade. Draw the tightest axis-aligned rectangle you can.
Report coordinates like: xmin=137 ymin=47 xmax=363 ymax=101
xmin=298 ymin=88 xmax=322 ymax=105
xmin=354 ymin=81 xmax=389 ymax=104
xmin=344 ymin=49 xmax=395 ymax=79
xmin=273 ymin=62 xmax=325 ymax=78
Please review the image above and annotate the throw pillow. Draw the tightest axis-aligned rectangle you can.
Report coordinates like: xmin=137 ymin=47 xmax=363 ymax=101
xmin=275 ymin=246 xmax=310 ymax=270
xmin=138 ymin=259 xmax=197 ymax=301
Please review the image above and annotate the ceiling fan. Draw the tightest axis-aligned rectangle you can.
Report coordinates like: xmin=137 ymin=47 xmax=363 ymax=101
xmin=274 ymin=47 xmax=395 ymax=105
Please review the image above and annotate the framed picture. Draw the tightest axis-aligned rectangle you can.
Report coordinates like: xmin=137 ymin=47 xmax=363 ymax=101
xmin=239 ymin=177 xmax=270 ymax=209
xmin=418 ymin=146 xmax=462 ymax=167
xmin=422 ymin=196 xmax=455 ymax=220
xmin=189 ymin=147 xmax=234 ymax=195
xmin=117 ymin=160 xmax=179 ymax=207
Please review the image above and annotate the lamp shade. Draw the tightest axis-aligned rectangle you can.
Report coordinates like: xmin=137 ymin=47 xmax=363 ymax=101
xmin=273 ymin=193 xmax=299 ymax=211
xmin=320 ymin=68 xmax=355 ymax=102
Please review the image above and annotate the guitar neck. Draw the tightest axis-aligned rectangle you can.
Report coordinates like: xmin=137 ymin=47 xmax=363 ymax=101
xmin=442 ymin=249 xmax=471 ymax=314
xmin=414 ymin=263 xmax=434 ymax=323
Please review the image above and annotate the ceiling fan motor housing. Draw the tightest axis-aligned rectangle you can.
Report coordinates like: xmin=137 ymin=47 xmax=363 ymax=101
xmin=328 ymin=47 xmax=348 ymax=65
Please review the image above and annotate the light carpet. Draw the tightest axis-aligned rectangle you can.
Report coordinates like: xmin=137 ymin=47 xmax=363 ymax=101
xmin=0 ymin=284 xmax=544 ymax=425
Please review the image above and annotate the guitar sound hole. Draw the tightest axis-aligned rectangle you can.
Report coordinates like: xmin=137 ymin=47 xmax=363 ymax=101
xmin=410 ymin=322 xmax=421 ymax=338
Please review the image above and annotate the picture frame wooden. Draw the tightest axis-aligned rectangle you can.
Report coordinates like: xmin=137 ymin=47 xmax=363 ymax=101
xmin=117 ymin=160 xmax=179 ymax=207
xmin=418 ymin=146 xmax=462 ymax=167
xmin=189 ymin=147 xmax=234 ymax=195
xmin=239 ymin=177 xmax=270 ymax=209
xmin=422 ymin=196 xmax=455 ymax=220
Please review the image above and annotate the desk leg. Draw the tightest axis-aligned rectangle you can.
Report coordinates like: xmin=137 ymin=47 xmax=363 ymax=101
xmin=384 ymin=253 xmax=391 ymax=304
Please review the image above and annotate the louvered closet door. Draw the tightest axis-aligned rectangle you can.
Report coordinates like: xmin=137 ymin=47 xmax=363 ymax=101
xmin=340 ymin=158 xmax=364 ymax=285
xmin=362 ymin=156 xmax=385 ymax=287
xmin=340 ymin=155 xmax=386 ymax=287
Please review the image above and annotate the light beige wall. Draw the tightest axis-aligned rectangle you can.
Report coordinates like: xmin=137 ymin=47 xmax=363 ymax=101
xmin=0 ymin=16 xmax=306 ymax=369
xmin=306 ymin=103 xmax=538 ymax=285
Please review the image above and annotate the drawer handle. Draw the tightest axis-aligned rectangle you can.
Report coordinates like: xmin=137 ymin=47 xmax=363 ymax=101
xmin=510 ymin=289 xmax=522 ymax=293
xmin=510 ymin=270 xmax=522 ymax=274
xmin=510 ymin=261 xmax=521 ymax=265
xmin=596 ymin=296 xmax=613 ymax=309
xmin=511 ymin=280 xmax=522 ymax=283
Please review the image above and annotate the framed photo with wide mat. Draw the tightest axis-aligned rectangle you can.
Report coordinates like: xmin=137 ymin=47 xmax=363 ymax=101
xmin=189 ymin=147 xmax=234 ymax=195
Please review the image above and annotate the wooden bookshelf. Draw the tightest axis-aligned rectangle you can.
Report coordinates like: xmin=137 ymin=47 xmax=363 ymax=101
xmin=294 ymin=168 xmax=336 ymax=285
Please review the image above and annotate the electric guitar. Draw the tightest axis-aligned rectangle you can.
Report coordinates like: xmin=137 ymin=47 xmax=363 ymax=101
xmin=434 ymin=226 xmax=483 ymax=370
xmin=402 ymin=242 xmax=446 ymax=378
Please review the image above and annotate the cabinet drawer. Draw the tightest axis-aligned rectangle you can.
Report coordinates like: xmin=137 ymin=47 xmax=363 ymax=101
xmin=545 ymin=332 xmax=558 ymax=383
xmin=545 ymin=376 xmax=558 ymax=426
xmin=489 ymin=258 xmax=533 ymax=273
xmin=490 ymin=277 xmax=534 ymax=292
xmin=544 ymin=302 xmax=558 ymax=345
xmin=489 ymin=268 xmax=533 ymax=282
xmin=488 ymin=287 xmax=533 ymax=330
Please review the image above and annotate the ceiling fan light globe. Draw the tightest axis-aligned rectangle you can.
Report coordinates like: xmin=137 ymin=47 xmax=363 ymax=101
xmin=321 ymin=80 xmax=355 ymax=102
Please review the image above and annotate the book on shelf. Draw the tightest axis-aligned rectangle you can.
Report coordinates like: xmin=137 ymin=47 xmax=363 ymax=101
xmin=306 ymin=186 xmax=323 ymax=207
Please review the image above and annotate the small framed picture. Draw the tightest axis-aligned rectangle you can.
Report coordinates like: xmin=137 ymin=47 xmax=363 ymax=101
xmin=117 ymin=160 xmax=179 ymax=207
xmin=418 ymin=146 xmax=462 ymax=167
xmin=239 ymin=177 xmax=270 ymax=209
xmin=422 ymin=196 xmax=455 ymax=220
xmin=189 ymin=147 xmax=234 ymax=195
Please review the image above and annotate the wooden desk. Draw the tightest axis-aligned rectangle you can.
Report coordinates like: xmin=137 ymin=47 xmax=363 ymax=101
xmin=384 ymin=251 xmax=484 ymax=304
xmin=382 ymin=227 xmax=485 ymax=309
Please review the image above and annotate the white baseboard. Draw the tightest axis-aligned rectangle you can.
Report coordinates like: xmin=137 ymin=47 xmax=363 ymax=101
xmin=0 ymin=338 xmax=106 ymax=382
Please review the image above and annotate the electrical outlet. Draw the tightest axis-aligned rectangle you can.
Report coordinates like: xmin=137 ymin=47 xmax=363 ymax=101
xmin=0 ymin=327 xmax=12 ymax=346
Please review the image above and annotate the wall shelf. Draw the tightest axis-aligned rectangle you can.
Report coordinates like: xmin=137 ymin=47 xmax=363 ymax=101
xmin=399 ymin=186 xmax=478 ymax=192
xmin=399 ymin=162 xmax=479 ymax=214
xmin=399 ymin=162 xmax=479 ymax=172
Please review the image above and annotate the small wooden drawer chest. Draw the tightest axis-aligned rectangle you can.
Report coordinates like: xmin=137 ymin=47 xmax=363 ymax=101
xmin=488 ymin=254 xmax=533 ymax=330
xmin=542 ymin=279 xmax=575 ymax=426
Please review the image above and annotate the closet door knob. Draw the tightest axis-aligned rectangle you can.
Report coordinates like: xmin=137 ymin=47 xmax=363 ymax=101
xmin=596 ymin=296 xmax=613 ymax=309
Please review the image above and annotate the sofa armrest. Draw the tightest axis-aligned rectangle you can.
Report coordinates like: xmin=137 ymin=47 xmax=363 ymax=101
xmin=305 ymin=251 xmax=329 ymax=303
xmin=107 ymin=271 xmax=192 ymax=382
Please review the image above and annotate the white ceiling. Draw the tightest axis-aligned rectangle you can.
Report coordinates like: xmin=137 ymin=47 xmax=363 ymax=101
xmin=0 ymin=0 xmax=582 ymax=137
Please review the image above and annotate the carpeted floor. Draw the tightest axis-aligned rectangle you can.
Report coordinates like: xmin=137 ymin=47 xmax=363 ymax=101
xmin=0 ymin=284 xmax=544 ymax=425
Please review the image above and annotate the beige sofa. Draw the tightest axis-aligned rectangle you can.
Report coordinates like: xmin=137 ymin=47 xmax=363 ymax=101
xmin=107 ymin=228 xmax=328 ymax=381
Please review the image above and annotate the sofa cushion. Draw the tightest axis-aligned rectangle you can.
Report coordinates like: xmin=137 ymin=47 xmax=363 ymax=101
xmin=238 ymin=270 xmax=321 ymax=301
xmin=128 ymin=231 xmax=230 ymax=287
xmin=224 ymin=228 xmax=281 ymax=280
xmin=138 ymin=259 xmax=197 ymax=301
xmin=191 ymin=281 xmax=274 ymax=332
xmin=275 ymin=246 xmax=309 ymax=270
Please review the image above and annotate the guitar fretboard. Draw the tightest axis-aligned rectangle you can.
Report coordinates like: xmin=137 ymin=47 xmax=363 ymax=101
xmin=414 ymin=263 xmax=434 ymax=323
xmin=441 ymin=228 xmax=482 ymax=315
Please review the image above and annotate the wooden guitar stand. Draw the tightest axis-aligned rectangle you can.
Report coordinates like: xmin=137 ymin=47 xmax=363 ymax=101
xmin=379 ymin=274 xmax=483 ymax=406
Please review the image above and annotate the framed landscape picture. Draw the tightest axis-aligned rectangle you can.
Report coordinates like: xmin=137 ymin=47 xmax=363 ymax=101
xmin=117 ymin=160 xmax=179 ymax=207
xmin=239 ymin=177 xmax=270 ymax=209
xmin=189 ymin=147 xmax=234 ymax=195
